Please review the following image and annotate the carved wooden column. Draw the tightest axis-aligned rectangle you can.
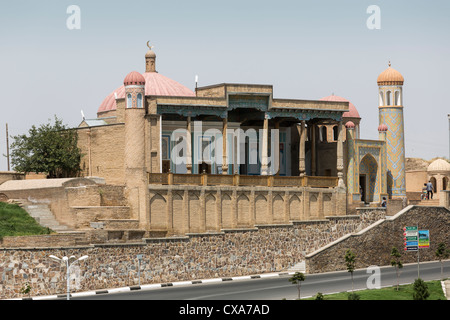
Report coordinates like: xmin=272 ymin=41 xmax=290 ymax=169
xmin=186 ymin=116 xmax=192 ymax=174
xmin=311 ymin=124 xmax=316 ymax=176
xmin=261 ymin=115 xmax=269 ymax=175
xmin=299 ymin=121 xmax=306 ymax=177
xmin=222 ymin=117 xmax=228 ymax=174
xmin=336 ymin=121 xmax=345 ymax=187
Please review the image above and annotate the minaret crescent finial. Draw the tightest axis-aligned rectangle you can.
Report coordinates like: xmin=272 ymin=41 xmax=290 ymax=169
xmin=147 ymin=41 xmax=154 ymax=50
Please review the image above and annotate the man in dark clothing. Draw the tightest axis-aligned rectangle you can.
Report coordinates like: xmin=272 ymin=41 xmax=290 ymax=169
xmin=426 ymin=181 xmax=433 ymax=200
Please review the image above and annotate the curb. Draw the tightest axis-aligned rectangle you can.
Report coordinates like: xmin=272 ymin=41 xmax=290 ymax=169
xmin=12 ymin=271 xmax=296 ymax=300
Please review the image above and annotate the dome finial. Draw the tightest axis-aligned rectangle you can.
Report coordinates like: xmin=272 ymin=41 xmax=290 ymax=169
xmin=147 ymin=41 xmax=154 ymax=50
xmin=388 ymin=60 xmax=391 ymax=67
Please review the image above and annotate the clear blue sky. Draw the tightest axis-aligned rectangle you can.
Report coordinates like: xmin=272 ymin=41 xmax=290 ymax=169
xmin=1 ymin=0 xmax=449 ymax=171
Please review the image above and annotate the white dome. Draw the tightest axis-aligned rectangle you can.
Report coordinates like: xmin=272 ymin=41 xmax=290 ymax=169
xmin=427 ymin=159 xmax=450 ymax=173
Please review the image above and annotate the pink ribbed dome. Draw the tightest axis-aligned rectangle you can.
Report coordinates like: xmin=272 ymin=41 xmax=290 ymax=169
xmin=345 ymin=121 xmax=355 ymax=129
xmin=320 ymin=95 xmax=361 ymax=119
xmin=378 ymin=124 xmax=388 ymax=132
xmin=124 ymin=71 xmax=146 ymax=86
xmin=98 ymin=72 xmax=195 ymax=114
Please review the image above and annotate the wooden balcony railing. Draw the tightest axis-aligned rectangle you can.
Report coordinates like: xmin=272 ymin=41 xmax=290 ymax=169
xmin=148 ymin=172 xmax=338 ymax=188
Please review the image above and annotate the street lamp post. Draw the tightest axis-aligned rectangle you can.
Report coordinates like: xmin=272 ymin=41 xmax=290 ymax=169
xmin=49 ymin=254 xmax=88 ymax=300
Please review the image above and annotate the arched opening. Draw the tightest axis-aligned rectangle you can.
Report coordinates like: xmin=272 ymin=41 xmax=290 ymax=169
xmin=321 ymin=126 xmax=327 ymax=142
xmin=394 ymin=91 xmax=401 ymax=106
xmin=127 ymin=94 xmax=132 ymax=108
xmin=443 ymin=177 xmax=449 ymax=191
xmin=137 ymin=93 xmax=143 ymax=108
xmin=430 ymin=177 xmax=437 ymax=197
xmin=359 ymin=154 xmax=379 ymax=203
xmin=333 ymin=126 xmax=338 ymax=141
xmin=386 ymin=91 xmax=392 ymax=106
xmin=379 ymin=91 xmax=384 ymax=106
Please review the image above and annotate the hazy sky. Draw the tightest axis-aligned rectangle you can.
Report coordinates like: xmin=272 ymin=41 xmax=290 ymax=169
xmin=1 ymin=0 xmax=449 ymax=171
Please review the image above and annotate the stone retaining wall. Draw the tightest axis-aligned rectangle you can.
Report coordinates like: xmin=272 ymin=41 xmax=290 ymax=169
xmin=0 ymin=209 xmax=383 ymax=299
xmin=305 ymin=205 xmax=450 ymax=274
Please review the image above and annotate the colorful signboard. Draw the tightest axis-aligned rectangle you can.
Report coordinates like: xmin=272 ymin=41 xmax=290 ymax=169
xmin=403 ymin=227 xmax=430 ymax=251
xmin=403 ymin=226 xmax=418 ymax=251
xmin=418 ymin=230 xmax=430 ymax=248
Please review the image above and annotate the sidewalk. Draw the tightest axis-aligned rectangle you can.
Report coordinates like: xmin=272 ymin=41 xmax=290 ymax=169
xmin=443 ymin=280 xmax=450 ymax=300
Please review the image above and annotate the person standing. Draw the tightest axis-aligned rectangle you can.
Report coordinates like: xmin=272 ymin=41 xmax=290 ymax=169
xmin=422 ymin=183 xmax=427 ymax=200
xmin=426 ymin=180 xmax=434 ymax=200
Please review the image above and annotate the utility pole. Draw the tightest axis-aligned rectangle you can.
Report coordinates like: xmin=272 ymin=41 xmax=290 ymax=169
xmin=6 ymin=123 xmax=10 ymax=171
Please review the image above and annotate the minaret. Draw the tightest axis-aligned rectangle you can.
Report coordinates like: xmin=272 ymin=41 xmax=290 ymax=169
xmin=123 ymin=70 xmax=148 ymax=229
xmin=377 ymin=62 xmax=406 ymax=199
xmin=145 ymin=41 xmax=156 ymax=73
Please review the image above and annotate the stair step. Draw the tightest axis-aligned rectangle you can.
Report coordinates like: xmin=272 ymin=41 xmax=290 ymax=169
xmin=17 ymin=201 xmax=74 ymax=234
xmin=287 ymin=261 xmax=305 ymax=273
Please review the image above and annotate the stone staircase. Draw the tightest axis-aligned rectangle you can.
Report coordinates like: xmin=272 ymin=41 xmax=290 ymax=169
xmin=416 ymin=198 xmax=440 ymax=206
xmin=287 ymin=261 xmax=306 ymax=273
xmin=14 ymin=199 xmax=74 ymax=233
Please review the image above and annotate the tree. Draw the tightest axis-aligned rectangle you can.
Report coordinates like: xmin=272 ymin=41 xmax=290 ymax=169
xmin=10 ymin=116 xmax=82 ymax=178
xmin=435 ymin=242 xmax=450 ymax=280
xmin=413 ymin=278 xmax=429 ymax=300
xmin=390 ymin=246 xmax=403 ymax=291
xmin=288 ymin=272 xmax=305 ymax=300
xmin=345 ymin=249 xmax=356 ymax=292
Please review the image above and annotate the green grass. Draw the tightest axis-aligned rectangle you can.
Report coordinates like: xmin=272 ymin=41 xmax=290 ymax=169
xmin=0 ymin=202 xmax=53 ymax=238
xmin=306 ymin=280 xmax=447 ymax=300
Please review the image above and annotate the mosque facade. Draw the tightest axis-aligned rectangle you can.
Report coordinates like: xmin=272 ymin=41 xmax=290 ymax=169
xmin=76 ymin=44 xmax=406 ymax=235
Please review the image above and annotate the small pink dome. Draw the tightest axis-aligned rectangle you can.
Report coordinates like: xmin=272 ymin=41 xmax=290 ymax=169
xmin=378 ymin=124 xmax=388 ymax=132
xmin=345 ymin=121 xmax=355 ymax=129
xmin=124 ymin=71 xmax=146 ymax=86
xmin=320 ymin=95 xmax=361 ymax=119
xmin=98 ymin=72 xmax=195 ymax=114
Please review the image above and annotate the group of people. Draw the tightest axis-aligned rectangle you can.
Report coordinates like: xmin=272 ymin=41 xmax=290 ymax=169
xmin=372 ymin=180 xmax=434 ymax=208
xmin=421 ymin=180 xmax=434 ymax=200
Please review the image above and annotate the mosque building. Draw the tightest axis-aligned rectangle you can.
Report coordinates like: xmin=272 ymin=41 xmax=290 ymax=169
xmin=76 ymin=43 xmax=406 ymax=235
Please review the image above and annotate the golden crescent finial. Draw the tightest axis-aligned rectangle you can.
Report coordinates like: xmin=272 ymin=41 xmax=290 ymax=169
xmin=147 ymin=41 xmax=154 ymax=50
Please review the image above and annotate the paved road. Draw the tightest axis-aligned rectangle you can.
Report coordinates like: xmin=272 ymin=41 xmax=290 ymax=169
xmin=71 ymin=260 xmax=450 ymax=300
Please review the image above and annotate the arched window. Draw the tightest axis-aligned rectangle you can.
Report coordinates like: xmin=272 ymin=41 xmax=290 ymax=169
xmin=379 ymin=91 xmax=384 ymax=106
xmin=394 ymin=91 xmax=400 ymax=106
xmin=333 ymin=126 xmax=338 ymax=141
xmin=127 ymin=94 xmax=132 ymax=108
xmin=321 ymin=126 xmax=327 ymax=142
xmin=137 ymin=93 xmax=143 ymax=108
xmin=386 ymin=91 xmax=392 ymax=106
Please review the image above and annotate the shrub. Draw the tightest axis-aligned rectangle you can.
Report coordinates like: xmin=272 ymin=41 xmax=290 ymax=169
xmin=413 ymin=278 xmax=430 ymax=300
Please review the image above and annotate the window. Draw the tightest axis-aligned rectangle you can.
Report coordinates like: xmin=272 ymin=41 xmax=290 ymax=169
xmin=379 ymin=91 xmax=384 ymax=106
xmin=127 ymin=94 xmax=132 ymax=108
xmin=137 ymin=93 xmax=143 ymax=108
xmin=333 ymin=126 xmax=338 ymax=141
xmin=386 ymin=91 xmax=391 ymax=106
xmin=321 ymin=126 xmax=327 ymax=142
xmin=394 ymin=91 xmax=400 ymax=106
